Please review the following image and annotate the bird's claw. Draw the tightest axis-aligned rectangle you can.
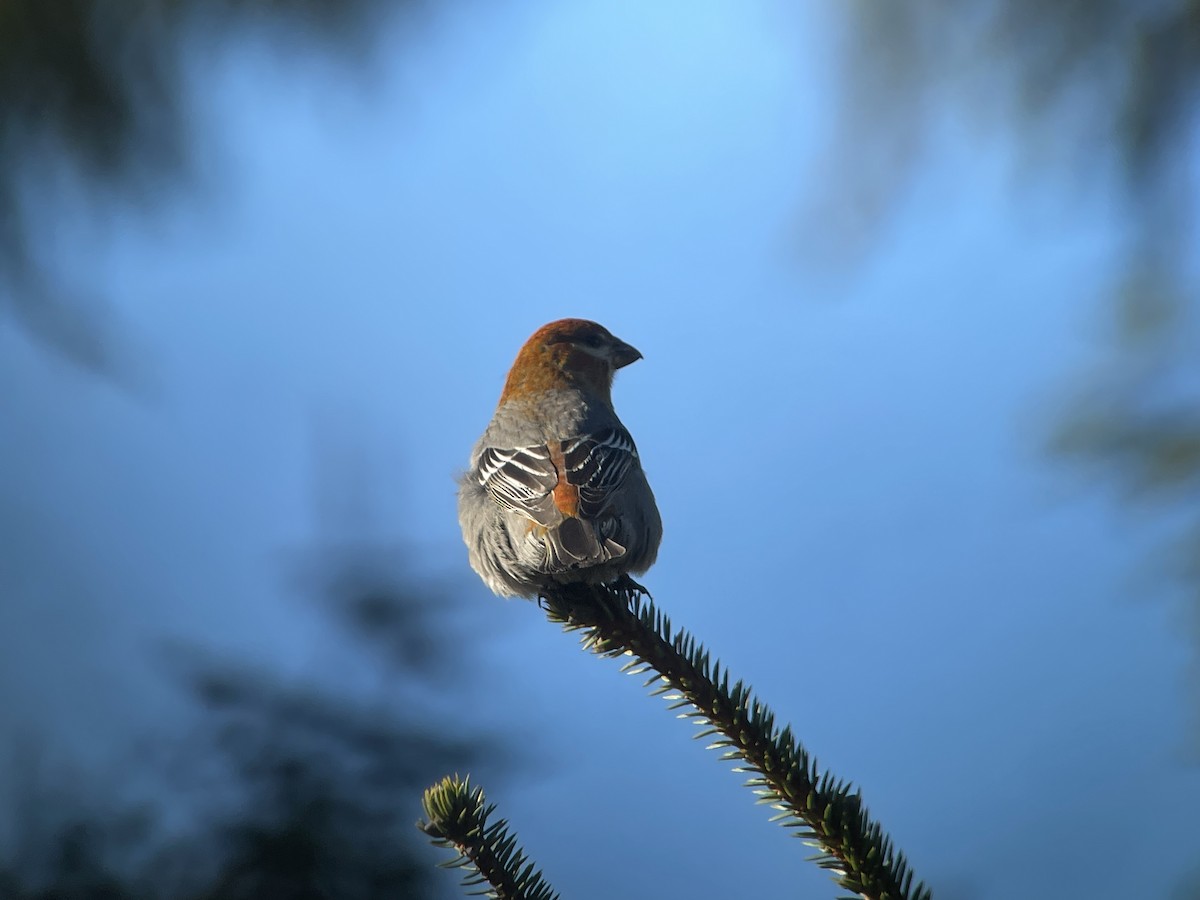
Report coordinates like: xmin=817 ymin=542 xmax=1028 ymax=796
xmin=611 ymin=573 xmax=652 ymax=602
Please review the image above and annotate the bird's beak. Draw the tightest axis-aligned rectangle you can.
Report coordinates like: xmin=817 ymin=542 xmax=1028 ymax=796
xmin=610 ymin=339 xmax=643 ymax=369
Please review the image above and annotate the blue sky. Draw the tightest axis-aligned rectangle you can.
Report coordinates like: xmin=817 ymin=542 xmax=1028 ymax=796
xmin=2 ymin=2 xmax=1197 ymax=898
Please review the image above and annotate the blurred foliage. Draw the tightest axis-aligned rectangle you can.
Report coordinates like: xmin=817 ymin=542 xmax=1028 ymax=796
xmin=831 ymin=3 xmax=1200 ymax=737
xmin=1177 ymin=865 xmax=1200 ymax=900
xmin=1050 ymin=288 xmax=1200 ymax=752
xmin=0 ymin=6 xmax=485 ymax=896
xmin=0 ymin=702 xmax=448 ymax=900
xmin=180 ymin=660 xmax=472 ymax=899
xmin=0 ymin=541 xmax=491 ymax=900
xmin=0 ymin=0 xmax=404 ymax=373
xmin=823 ymin=0 xmax=1197 ymax=262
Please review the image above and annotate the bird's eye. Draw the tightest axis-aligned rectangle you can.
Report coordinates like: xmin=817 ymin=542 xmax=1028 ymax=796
xmin=583 ymin=334 xmax=604 ymax=349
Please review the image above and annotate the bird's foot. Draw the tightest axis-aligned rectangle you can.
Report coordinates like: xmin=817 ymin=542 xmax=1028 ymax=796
xmin=610 ymin=573 xmax=652 ymax=603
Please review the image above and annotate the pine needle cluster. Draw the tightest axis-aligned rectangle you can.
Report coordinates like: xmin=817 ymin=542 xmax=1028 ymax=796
xmin=420 ymin=583 xmax=930 ymax=900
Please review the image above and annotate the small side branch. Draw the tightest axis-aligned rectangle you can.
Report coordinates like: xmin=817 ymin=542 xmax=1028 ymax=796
xmin=542 ymin=583 xmax=931 ymax=900
xmin=418 ymin=775 xmax=559 ymax=900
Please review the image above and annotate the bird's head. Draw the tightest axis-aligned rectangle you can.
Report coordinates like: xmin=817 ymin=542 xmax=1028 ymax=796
xmin=499 ymin=318 xmax=643 ymax=405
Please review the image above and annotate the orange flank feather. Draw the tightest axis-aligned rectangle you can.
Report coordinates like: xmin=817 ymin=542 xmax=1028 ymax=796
xmin=547 ymin=443 xmax=581 ymax=517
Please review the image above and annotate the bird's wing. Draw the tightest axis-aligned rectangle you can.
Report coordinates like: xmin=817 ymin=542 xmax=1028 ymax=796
xmin=476 ymin=426 xmax=638 ymax=524
xmin=558 ymin=426 xmax=638 ymax=519
xmin=475 ymin=443 xmax=561 ymax=527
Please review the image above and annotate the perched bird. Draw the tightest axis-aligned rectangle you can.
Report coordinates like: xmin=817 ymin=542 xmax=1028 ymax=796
xmin=458 ymin=318 xmax=662 ymax=598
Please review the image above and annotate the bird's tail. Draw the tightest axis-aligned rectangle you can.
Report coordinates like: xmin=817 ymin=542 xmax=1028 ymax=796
xmin=544 ymin=517 xmax=625 ymax=572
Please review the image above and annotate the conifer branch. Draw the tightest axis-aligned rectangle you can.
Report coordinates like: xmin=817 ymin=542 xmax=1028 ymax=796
xmin=541 ymin=583 xmax=931 ymax=900
xmin=418 ymin=775 xmax=559 ymax=900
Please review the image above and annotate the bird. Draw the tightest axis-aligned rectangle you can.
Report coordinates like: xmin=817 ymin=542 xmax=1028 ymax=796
xmin=458 ymin=318 xmax=662 ymax=599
